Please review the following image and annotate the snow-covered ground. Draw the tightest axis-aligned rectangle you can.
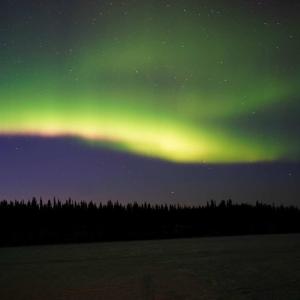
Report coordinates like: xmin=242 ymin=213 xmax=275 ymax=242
xmin=0 ymin=234 xmax=299 ymax=299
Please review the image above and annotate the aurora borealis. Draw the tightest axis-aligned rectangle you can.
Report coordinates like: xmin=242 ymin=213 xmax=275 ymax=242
xmin=1 ymin=0 xmax=299 ymax=163
xmin=0 ymin=0 xmax=299 ymax=204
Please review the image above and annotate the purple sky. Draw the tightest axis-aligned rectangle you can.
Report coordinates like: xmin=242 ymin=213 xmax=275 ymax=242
xmin=0 ymin=136 xmax=299 ymax=206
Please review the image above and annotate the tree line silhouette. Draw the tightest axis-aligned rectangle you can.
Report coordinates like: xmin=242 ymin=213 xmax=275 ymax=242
xmin=0 ymin=198 xmax=299 ymax=247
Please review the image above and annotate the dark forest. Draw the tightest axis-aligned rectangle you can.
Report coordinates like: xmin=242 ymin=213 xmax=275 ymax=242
xmin=0 ymin=198 xmax=299 ymax=247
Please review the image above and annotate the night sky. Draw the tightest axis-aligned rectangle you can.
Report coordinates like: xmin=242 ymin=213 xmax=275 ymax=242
xmin=0 ymin=0 xmax=299 ymax=205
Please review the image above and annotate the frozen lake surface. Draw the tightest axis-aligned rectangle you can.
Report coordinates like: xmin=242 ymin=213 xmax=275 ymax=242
xmin=0 ymin=234 xmax=299 ymax=299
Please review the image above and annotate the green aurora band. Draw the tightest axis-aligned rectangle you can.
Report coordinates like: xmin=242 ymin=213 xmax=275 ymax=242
xmin=0 ymin=1 xmax=299 ymax=163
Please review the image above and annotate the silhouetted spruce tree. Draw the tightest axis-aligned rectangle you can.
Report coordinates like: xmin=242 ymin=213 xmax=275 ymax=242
xmin=0 ymin=198 xmax=299 ymax=246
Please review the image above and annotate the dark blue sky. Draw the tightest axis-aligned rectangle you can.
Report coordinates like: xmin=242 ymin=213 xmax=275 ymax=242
xmin=0 ymin=0 xmax=299 ymax=206
xmin=0 ymin=136 xmax=299 ymax=205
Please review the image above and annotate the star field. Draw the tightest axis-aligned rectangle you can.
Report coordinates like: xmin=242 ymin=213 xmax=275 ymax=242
xmin=0 ymin=0 xmax=299 ymax=204
xmin=0 ymin=0 xmax=299 ymax=163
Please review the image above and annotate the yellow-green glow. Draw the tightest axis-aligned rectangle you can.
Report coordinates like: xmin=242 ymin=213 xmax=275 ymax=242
xmin=0 ymin=1 xmax=299 ymax=163
xmin=0 ymin=91 xmax=285 ymax=163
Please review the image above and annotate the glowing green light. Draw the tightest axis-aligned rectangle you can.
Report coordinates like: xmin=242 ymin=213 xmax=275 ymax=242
xmin=0 ymin=1 xmax=299 ymax=163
